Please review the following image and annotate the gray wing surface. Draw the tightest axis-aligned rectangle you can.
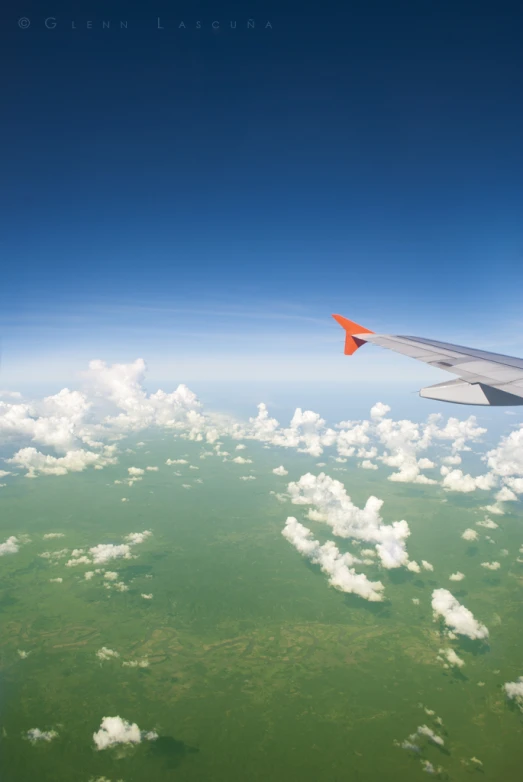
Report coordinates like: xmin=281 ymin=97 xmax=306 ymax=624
xmin=355 ymin=333 xmax=523 ymax=406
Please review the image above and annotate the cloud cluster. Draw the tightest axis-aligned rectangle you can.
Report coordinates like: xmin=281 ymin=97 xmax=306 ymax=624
xmin=1 ymin=358 xmax=519 ymax=508
xmin=62 ymin=530 xmax=151 ymax=569
xmin=282 ymin=517 xmax=385 ymax=602
xmin=431 ymin=589 xmax=489 ymax=640
xmin=286 ymin=472 xmax=411 ymax=569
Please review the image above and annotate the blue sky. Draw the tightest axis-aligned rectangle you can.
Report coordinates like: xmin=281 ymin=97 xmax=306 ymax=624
xmin=1 ymin=0 xmax=522 ymax=385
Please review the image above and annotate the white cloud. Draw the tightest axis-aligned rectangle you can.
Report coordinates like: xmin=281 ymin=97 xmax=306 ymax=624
xmin=441 ymin=454 xmax=462 ymax=466
xmin=417 ymin=725 xmax=444 ymax=746
xmin=273 ymin=466 xmax=288 ymax=476
xmin=232 ymin=456 xmax=252 ymax=464
xmin=431 ymin=589 xmax=489 ymax=640
xmin=128 ymin=467 xmax=144 ymax=477
xmin=370 ymin=402 xmax=391 ymax=420
xmin=141 ymin=593 xmax=153 ymax=599
xmin=146 ymin=466 xmax=158 ymax=471
xmin=449 ymin=572 xmax=465 ymax=581
xmin=476 ymin=518 xmax=499 ymax=529
xmin=43 ymin=532 xmax=65 ymax=539
xmin=124 ymin=530 xmax=152 ymax=546
xmin=440 ymin=467 xmax=496 ymax=493
xmin=480 ymin=561 xmax=501 ymax=571
xmin=504 ymin=676 xmax=523 ymax=709
xmin=96 ymin=647 xmax=120 ymax=661
xmin=461 ymin=529 xmax=478 ymax=542
xmin=89 ymin=544 xmax=133 ymax=565
xmin=93 ymin=716 xmax=158 ymax=750
xmin=26 ymin=728 xmax=58 ymax=743
xmin=286 ymin=472 xmax=411 ymax=569
xmin=437 ymin=647 xmax=465 ymax=668
xmin=282 ymin=517 xmax=384 ymax=602
xmin=66 ymin=555 xmax=92 ymax=567
xmin=122 ymin=659 xmax=149 ymax=668
xmin=49 ymin=577 xmax=63 ymax=583
xmin=421 ymin=560 xmax=434 ymax=572
xmin=7 ymin=446 xmax=117 ymax=478
xmin=0 ymin=535 xmax=19 ymax=556
xmin=166 ymin=458 xmax=188 ymax=465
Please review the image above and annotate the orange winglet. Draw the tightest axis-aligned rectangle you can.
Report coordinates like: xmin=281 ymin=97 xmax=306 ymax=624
xmin=332 ymin=314 xmax=374 ymax=355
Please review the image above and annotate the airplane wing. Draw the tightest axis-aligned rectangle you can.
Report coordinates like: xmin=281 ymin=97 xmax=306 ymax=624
xmin=332 ymin=314 xmax=523 ymax=406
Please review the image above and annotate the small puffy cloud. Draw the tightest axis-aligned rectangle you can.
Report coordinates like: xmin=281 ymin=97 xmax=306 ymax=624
xmin=407 ymin=561 xmax=421 ymax=573
xmin=282 ymin=517 xmax=385 ymax=602
xmin=449 ymin=572 xmax=465 ymax=581
xmin=66 ymin=554 xmax=91 ymax=567
xmin=504 ymin=676 xmax=523 ymax=709
xmin=421 ymin=759 xmax=442 ymax=774
xmin=476 ymin=518 xmax=499 ymax=529
xmin=437 ymin=647 xmax=465 ymax=668
xmin=273 ymin=466 xmax=288 ymax=476
xmin=141 ymin=593 xmax=153 ymax=600
xmin=43 ymin=532 xmax=65 ymax=539
xmin=360 ymin=460 xmax=378 ymax=470
xmin=370 ymin=402 xmax=391 ymax=420
xmin=49 ymin=577 xmax=63 ymax=583
xmin=146 ymin=466 xmax=158 ymax=471
xmin=495 ymin=485 xmax=517 ymax=502
xmin=417 ymin=725 xmax=444 ymax=746
xmin=124 ymin=530 xmax=152 ymax=546
xmin=93 ymin=716 xmax=158 ymax=750
xmin=232 ymin=456 xmax=253 ymax=464
xmin=96 ymin=647 xmax=120 ymax=661
xmin=18 ymin=650 xmax=30 ymax=659
xmin=128 ymin=467 xmax=144 ymax=477
xmin=122 ymin=659 xmax=149 ymax=668
xmin=431 ymin=589 xmax=489 ymax=640
xmin=481 ymin=561 xmax=501 ymax=571
xmin=441 ymin=454 xmax=462 ymax=466
xmin=412 ymin=598 xmax=420 ymax=605
xmin=235 ymin=444 xmax=246 ymax=450
xmin=26 ymin=728 xmax=58 ymax=743
xmin=166 ymin=458 xmax=188 ymax=465
xmin=84 ymin=571 xmax=95 ymax=580
xmin=0 ymin=535 xmax=19 ymax=556
xmin=461 ymin=528 xmax=478 ymax=542
xmin=421 ymin=560 xmax=434 ymax=572
xmin=239 ymin=475 xmax=256 ymax=481
xmin=103 ymin=571 xmax=118 ymax=581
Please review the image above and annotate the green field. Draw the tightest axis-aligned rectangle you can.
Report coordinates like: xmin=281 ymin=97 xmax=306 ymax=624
xmin=1 ymin=435 xmax=522 ymax=781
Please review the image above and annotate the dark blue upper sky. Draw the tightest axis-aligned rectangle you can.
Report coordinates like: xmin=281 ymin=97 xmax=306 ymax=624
xmin=1 ymin=0 xmax=522 ymax=382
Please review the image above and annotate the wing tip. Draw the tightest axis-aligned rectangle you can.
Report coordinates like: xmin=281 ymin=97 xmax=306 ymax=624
xmin=332 ymin=314 xmax=374 ymax=355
